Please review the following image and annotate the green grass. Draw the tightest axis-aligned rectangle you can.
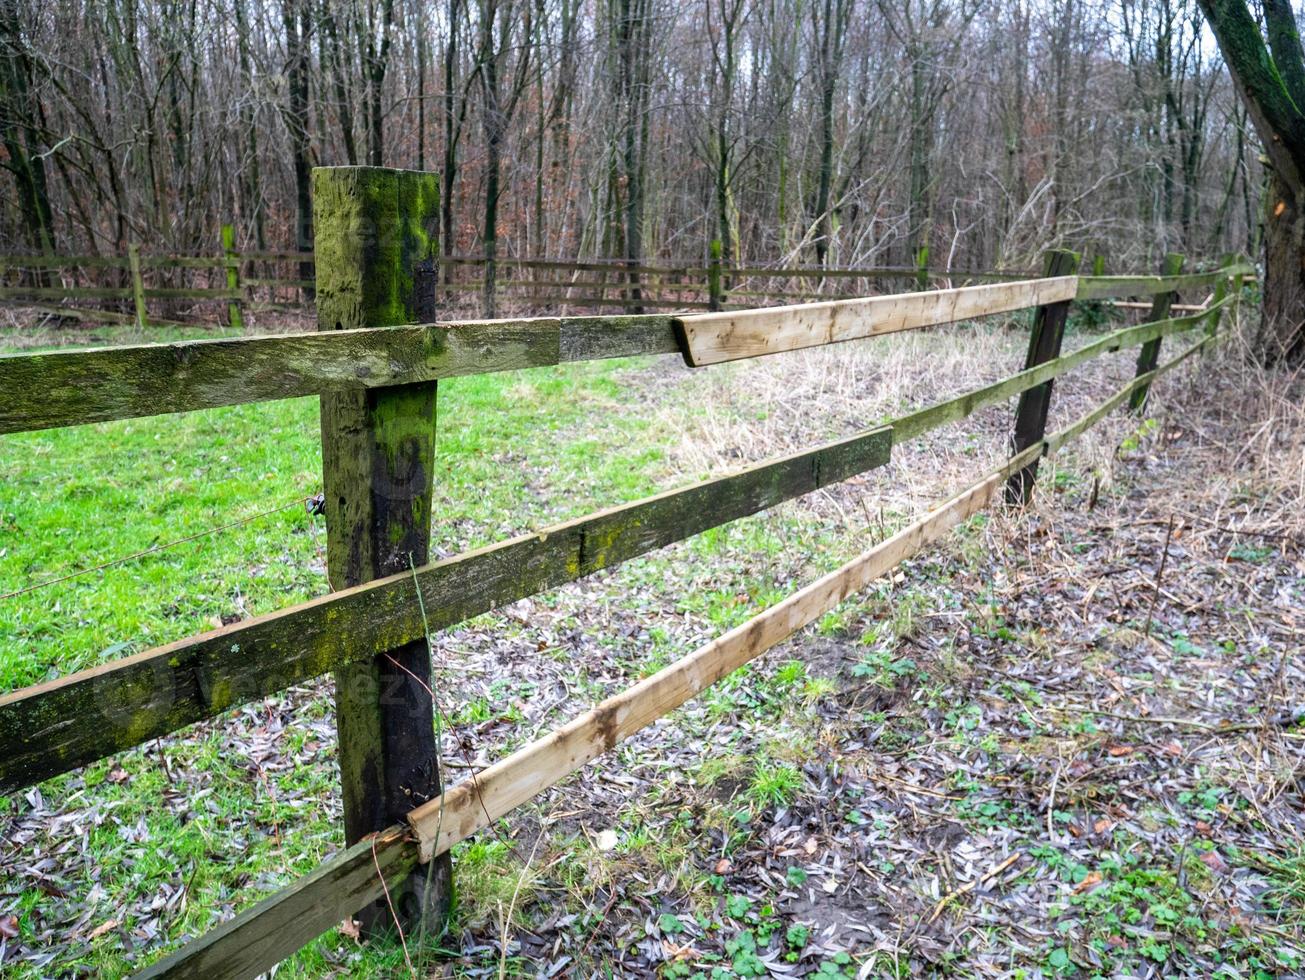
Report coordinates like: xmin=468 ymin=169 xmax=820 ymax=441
xmin=0 ymin=360 xmax=664 ymax=690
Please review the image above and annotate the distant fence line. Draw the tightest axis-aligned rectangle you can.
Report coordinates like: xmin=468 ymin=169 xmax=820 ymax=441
xmin=0 ymin=237 xmax=1052 ymax=326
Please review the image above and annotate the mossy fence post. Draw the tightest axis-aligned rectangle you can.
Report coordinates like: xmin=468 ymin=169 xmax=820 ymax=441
xmin=1006 ymin=248 xmax=1080 ymax=504
xmin=128 ymin=243 xmax=148 ymax=328
xmin=1203 ymin=255 xmax=1239 ymax=345
xmin=1129 ymin=252 xmax=1184 ymax=413
xmin=221 ymin=223 xmax=244 ymax=329
xmin=313 ymin=165 xmax=452 ymax=938
xmin=708 ymin=239 xmax=724 ymax=311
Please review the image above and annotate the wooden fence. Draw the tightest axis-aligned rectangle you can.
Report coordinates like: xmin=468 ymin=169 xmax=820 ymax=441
xmin=0 ymin=166 xmax=1251 ymax=979
xmin=1 ymin=238 xmax=1048 ymax=326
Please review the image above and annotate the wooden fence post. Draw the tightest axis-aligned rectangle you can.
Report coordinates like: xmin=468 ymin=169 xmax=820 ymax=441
xmin=1006 ymin=248 xmax=1080 ymax=505
xmin=915 ymin=245 xmax=930 ymax=292
xmin=128 ymin=243 xmax=148 ymax=328
xmin=626 ymin=255 xmax=644 ymax=314
xmin=1231 ymin=258 xmax=1247 ymax=324
xmin=708 ymin=239 xmax=724 ymax=311
xmin=1202 ymin=256 xmax=1231 ymax=343
xmin=313 ymin=166 xmax=451 ymax=938
xmin=1129 ymin=252 xmax=1184 ymax=413
xmin=221 ymin=223 xmax=244 ymax=330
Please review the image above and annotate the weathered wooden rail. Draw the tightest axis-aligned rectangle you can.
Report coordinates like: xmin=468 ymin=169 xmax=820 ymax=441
xmin=0 ymin=165 xmax=1250 ymax=978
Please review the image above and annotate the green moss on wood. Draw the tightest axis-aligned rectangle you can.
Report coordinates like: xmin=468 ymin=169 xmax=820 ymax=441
xmin=312 ymin=167 xmax=440 ymax=331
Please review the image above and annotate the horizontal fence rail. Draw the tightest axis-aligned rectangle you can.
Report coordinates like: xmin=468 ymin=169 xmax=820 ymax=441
xmin=0 ymin=178 xmax=1251 ymax=980
xmin=678 ymin=276 xmax=1078 ymax=365
xmin=0 ymin=297 xmax=1234 ymax=795
xmin=133 ymin=320 xmax=1228 ymax=980
xmin=0 ymin=316 xmax=681 ymax=434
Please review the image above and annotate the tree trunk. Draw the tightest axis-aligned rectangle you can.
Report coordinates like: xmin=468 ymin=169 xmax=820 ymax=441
xmin=233 ymin=0 xmax=265 ymax=248
xmin=0 ymin=0 xmax=56 ymax=256
xmin=812 ymin=0 xmax=841 ymax=268
xmin=480 ymin=4 xmax=502 ymax=318
xmin=441 ymin=0 xmax=463 ymax=284
xmin=1196 ymin=0 xmax=1305 ymax=364
xmin=1260 ymin=172 xmax=1305 ymax=363
xmin=282 ymin=0 xmax=314 ymax=299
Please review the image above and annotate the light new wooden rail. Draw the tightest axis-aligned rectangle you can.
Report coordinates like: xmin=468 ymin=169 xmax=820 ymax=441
xmin=674 ymin=276 xmax=1078 ymax=366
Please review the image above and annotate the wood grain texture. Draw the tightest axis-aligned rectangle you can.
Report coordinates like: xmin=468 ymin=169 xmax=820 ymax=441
xmin=674 ymin=276 xmax=1078 ymax=366
xmin=0 ymin=316 xmax=678 ymax=435
xmin=1074 ymin=264 xmax=1252 ymax=300
xmin=0 ymin=426 xmax=890 ymax=793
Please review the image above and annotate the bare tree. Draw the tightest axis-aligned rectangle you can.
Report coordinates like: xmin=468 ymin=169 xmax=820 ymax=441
xmin=473 ymin=0 xmax=534 ymax=316
xmin=0 ymin=0 xmax=1261 ymax=305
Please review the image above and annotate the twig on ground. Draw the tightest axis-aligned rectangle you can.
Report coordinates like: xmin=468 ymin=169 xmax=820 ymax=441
xmin=372 ymin=833 xmax=414 ymax=977
xmin=1143 ymin=515 xmax=1175 ymax=638
xmin=928 ymin=852 xmax=1022 ymax=923
xmin=498 ymin=835 xmax=541 ymax=980
xmin=1072 ymin=705 xmax=1304 ymax=734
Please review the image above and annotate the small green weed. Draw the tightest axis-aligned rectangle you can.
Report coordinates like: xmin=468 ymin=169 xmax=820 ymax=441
xmin=746 ymin=757 xmax=803 ymax=809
